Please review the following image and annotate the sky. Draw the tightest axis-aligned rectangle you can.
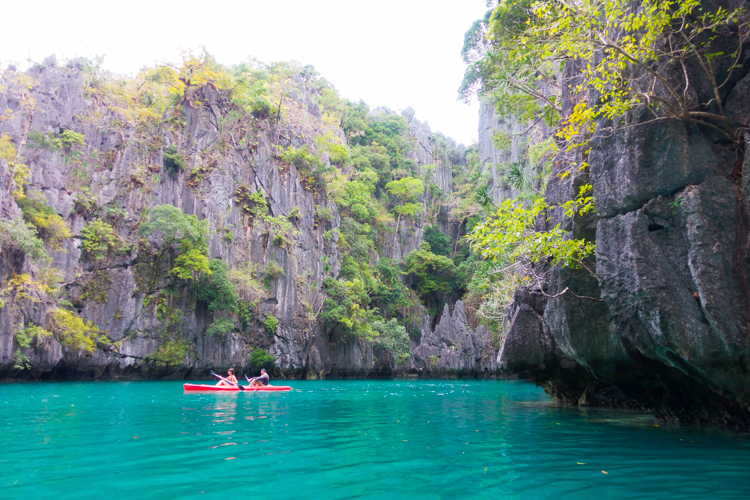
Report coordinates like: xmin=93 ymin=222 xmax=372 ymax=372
xmin=0 ymin=0 xmax=489 ymax=145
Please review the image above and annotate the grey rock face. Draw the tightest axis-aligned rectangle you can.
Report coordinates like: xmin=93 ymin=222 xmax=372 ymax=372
xmin=410 ymin=301 xmax=498 ymax=377
xmin=477 ymin=99 xmax=554 ymax=203
xmin=0 ymin=66 xmax=480 ymax=381
xmin=497 ymin=51 xmax=750 ymax=427
xmin=401 ymin=107 xmax=416 ymax=121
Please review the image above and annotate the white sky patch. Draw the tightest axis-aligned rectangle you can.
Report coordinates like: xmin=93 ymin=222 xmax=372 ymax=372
xmin=0 ymin=0 xmax=487 ymax=146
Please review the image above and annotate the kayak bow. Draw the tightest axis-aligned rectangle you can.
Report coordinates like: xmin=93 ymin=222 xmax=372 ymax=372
xmin=183 ymin=383 xmax=291 ymax=392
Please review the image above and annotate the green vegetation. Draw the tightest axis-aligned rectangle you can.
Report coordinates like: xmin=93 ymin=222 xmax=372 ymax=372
xmin=206 ymin=317 xmax=235 ymax=336
xmin=264 ymin=315 xmax=278 ymax=334
xmin=146 ymin=339 xmax=191 ymax=366
xmin=139 ymin=204 xmax=211 ymax=289
xmin=140 ymin=204 xmax=209 ymax=251
xmin=171 ymin=248 xmax=211 ymax=281
xmin=52 ymin=309 xmax=105 ymax=354
xmin=261 ymin=260 xmax=285 ymax=286
xmin=250 ymin=348 xmax=275 ymax=371
xmin=263 ymin=314 xmax=279 ymax=335
xmin=462 ymin=0 xmax=748 ymax=150
xmin=0 ymin=218 xmax=50 ymax=266
xmin=423 ymin=225 xmax=451 ymax=257
xmin=402 ymin=242 xmax=459 ymax=306
xmin=195 ymin=260 xmax=239 ymax=313
xmin=468 ymin=187 xmax=595 ymax=270
xmin=13 ymin=324 xmax=52 ymax=369
xmin=0 ymin=51 xmax=494 ymax=370
xmin=55 ymin=130 xmax=86 ymax=150
xmin=452 ymin=0 xmax=744 ymax=336
xmin=16 ymin=192 xmax=73 ymax=251
xmin=81 ymin=219 xmax=128 ymax=263
xmin=163 ymin=145 xmax=187 ymax=174
xmin=235 ymin=186 xmax=268 ymax=220
xmin=372 ymin=319 xmax=411 ymax=364
xmin=0 ymin=133 xmax=30 ymax=200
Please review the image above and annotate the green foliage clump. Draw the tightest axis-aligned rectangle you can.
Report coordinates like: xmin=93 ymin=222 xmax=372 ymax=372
xmin=272 ymin=233 xmax=286 ymax=247
xmin=250 ymin=348 xmax=275 ymax=371
xmin=170 ymin=248 xmax=211 ymax=281
xmin=140 ymin=205 xmax=211 ymax=286
xmin=29 ymin=129 xmax=86 ymax=152
xmin=195 ymin=259 xmax=239 ymax=313
xmin=321 ymin=276 xmax=377 ymax=338
xmin=81 ymin=219 xmax=128 ymax=262
xmin=461 ymin=0 xmax=746 ymax=154
xmin=280 ymin=145 xmax=329 ymax=190
xmin=0 ymin=133 xmax=29 ymax=200
xmin=316 ymin=132 xmax=349 ymax=165
xmin=385 ymin=177 xmax=423 ymax=218
xmin=73 ymin=188 xmax=99 ymax=216
xmin=16 ymin=324 xmax=52 ymax=348
xmin=234 ymin=185 xmax=268 ymax=219
xmin=17 ymin=192 xmax=73 ymax=250
xmin=163 ymin=145 xmax=187 ymax=174
xmin=467 ymin=185 xmax=595 ymax=270
xmin=229 ymin=263 xmax=265 ymax=303
xmin=231 ymin=64 xmax=272 ymax=117
xmin=0 ymin=218 xmax=50 ymax=265
xmin=280 ymin=145 xmax=322 ymax=173
xmin=13 ymin=350 xmax=31 ymax=369
xmin=371 ymin=259 xmax=412 ymax=318
xmin=402 ymin=242 xmax=458 ymax=304
xmin=264 ymin=315 xmax=278 ymax=334
xmin=262 ymin=215 xmax=293 ymax=233
xmin=146 ymin=339 xmax=191 ymax=366
xmin=314 ymin=205 xmax=333 ymax=226
xmin=423 ymin=225 xmax=451 ymax=257
xmin=56 ymin=130 xmax=86 ymax=150
xmin=345 ymin=110 xmax=413 ymax=188
xmin=206 ymin=317 xmax=235 ymax=337
xmin=52 ymin=309 xmax=104 ymax=354
xmin=429 ymin=355 xmax=439 ymax=369
xmin=140 ymin=205 xmax=209 ymax=250
xmin=372 ymin=318 xmax=411 ymax=364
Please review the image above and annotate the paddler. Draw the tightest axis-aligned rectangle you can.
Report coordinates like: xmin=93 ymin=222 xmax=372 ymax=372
xmin=216 ymin=368 xmax=238 ymax=387
xmin=247 ymin=368 xmax=269 ymax=387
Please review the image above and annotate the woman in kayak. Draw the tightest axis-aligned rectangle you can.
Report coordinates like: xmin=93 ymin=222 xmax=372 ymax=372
xmin=216 ymin=368 xmax=238 ymax=387
xmin=247 ymin=369 xmax=269 ymax=387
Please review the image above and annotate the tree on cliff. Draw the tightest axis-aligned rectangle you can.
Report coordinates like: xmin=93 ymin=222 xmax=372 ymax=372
xmin=385 ymin=176 xmax=424 ymax=258
xmin=462 ymin=0 xmax=750 ymax=149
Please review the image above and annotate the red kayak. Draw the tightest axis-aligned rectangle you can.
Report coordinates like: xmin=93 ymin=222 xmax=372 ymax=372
xmin=183 ymin=383 xmax=292 ymax=392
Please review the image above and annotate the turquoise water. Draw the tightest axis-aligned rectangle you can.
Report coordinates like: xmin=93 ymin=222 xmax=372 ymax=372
xmin=1 ymin=380 xmax=749 ymax=499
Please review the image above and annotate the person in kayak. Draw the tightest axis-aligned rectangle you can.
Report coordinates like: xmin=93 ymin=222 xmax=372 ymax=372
xmin=216 ymin=368 xmax=238 ymax=387
xmin=247 ymin=369 xmax=269 ymax=387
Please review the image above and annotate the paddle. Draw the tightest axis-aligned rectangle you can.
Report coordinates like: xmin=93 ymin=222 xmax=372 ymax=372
xmin=210 ymin=370 xmax=244 ymax=391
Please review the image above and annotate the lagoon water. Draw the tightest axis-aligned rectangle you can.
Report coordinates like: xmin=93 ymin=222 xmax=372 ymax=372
xmin=1 ymin=379 xmax=749 ymax=499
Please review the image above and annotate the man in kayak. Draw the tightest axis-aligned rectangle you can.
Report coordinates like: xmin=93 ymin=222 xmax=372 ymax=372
xmin=247 ymin=368 xmax=269 ymax=387
xmin=216 ymin=368 xmax=238 ymax=387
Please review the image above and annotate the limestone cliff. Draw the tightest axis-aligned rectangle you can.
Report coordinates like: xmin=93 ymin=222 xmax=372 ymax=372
xmin=0 ymin=59 xmax=495 ymax=380
xmin=497 ymin=32 xmax=750 ymax=428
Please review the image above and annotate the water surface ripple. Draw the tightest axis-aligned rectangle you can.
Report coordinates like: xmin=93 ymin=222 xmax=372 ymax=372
xmin=1 ymin=379 xmax=749 ymax=499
